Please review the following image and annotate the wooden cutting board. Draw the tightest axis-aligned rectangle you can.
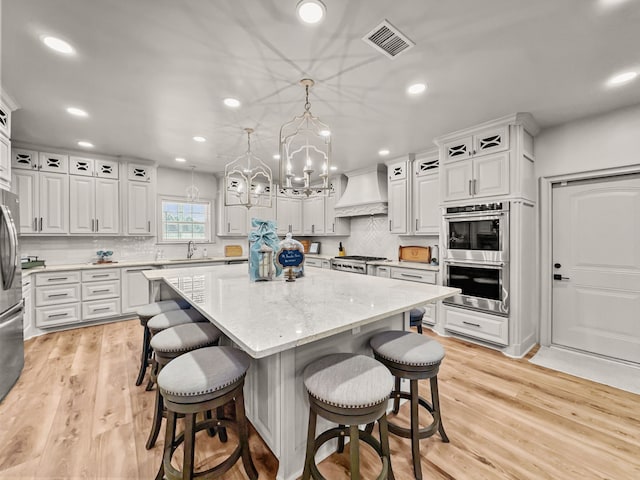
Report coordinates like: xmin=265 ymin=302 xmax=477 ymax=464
xmin=398 ymin=245 xmax=431 ymax=263
xmin=224 ymin=245 xmax=243 ymax=257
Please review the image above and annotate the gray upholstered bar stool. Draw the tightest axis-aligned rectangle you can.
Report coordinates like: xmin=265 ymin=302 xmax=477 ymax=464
xmin=145 ymin=308 xmax=209 ymax=390
xmin=145 ymin=322 xmax=223 ymax=450
xmin=155 ymin=346 xmax=258 ymax=480
xmin=409 ymin=307 xmax=426 ymax=334
xmin=302 ymin=353 xmax=395 ymax=480
xmin=135 ymin=299 xmax=191 ymax=386
xmin=369 ymin=331 xmax=449 ymax=480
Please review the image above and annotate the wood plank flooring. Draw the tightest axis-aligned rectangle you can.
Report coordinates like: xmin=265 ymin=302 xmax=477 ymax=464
xmin=1 ymin=319 xmax=638 ymax=479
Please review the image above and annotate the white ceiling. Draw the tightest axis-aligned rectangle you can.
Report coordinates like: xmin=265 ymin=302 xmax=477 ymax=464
xmin=2 ymin=0 xmax=640 ymax=176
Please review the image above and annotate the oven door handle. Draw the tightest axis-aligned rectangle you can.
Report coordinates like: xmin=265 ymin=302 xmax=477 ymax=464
xmin=444 ymin=212 xmax=505 ymax=221
xmin=444 ymin=260 xmax=505 ymax=268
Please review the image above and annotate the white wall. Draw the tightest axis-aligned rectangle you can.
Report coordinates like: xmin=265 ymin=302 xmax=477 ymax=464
xmin=535 ymin=103 xmax=640 ymax=178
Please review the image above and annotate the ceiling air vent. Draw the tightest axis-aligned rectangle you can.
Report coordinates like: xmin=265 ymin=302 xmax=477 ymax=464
xmin=362 ymin=19 xmax=415 ymax=59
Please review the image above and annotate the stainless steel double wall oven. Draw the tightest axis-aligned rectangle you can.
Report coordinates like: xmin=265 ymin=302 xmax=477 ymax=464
xmin=442 ymin=202 xmax=510 ymax=316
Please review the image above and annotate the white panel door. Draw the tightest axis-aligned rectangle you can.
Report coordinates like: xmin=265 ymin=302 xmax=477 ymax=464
xmin=39 ymin=172 xmax=68 ymax=234
xmin=388 ymin=180 xmax=407 ymax=234
xmin=11 ymin=169 xmax=38 ymax=233
xmin=128 ymin=182 xmax=152 ymax=235
xmin=95 ymin=178 xmax=120 ymax=234
xmin=69 ymin=175 xmax=95 ymax=234
xmin=414 ymin=172 xmax=440 ymax=235
xmin=121 ymin=267 xmax=154 ymax=314
xmin=473 ymin=152 xmax=509 ymax=198
xmin=552 ymin=175 xmax=640 ymax=363
xmin=441 ymin=160 xmax=472 ymax=202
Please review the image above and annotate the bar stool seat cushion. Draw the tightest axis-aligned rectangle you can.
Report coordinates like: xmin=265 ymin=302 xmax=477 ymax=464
xmin=409 ymin=307 xmax=425 ymax=323
xmin=303 ymin=353 xmax=393 ymax=409
xmin=147 ymin=308 xmax=206 ymax=332
xmin=158 ymin=346 xmax=250 ymax=404
xmin=150 ymin=323 xmax=222 ymax=355
xmin=136 ymin=299 xmax=190 ymax=319
xmin=370 ymin=330 xmax=444 ymax=367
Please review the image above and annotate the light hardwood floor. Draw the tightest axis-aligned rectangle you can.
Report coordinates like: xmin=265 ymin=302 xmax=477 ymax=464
xmin=1 ymin=319 xmax=638 ymax=479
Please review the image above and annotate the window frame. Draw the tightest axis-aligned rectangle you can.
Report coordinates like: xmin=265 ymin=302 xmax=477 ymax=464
xmin=157 ymin=195 xmax=214 ymax=244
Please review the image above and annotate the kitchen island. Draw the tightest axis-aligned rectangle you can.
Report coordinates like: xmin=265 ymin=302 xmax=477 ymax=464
xmin=144 ymin=264 xmax=459 ymax=480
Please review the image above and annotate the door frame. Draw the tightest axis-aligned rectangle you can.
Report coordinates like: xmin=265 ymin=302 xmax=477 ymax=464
xmin=539 ymin=162 xmax=640 ymax=348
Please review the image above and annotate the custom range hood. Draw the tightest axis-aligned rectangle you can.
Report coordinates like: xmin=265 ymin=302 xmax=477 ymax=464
xmin=334 ymin=165 xmax=388 ymax=217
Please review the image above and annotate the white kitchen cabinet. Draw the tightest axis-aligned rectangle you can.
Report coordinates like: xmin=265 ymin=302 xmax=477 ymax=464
xmin=441 ymin=124 xmax=509 ymax=162
xmin=325 ymin=175 xmax=350 ymax=236
xmin=441 ymin=152 xmax=509 ymax=202
xmin=302 ymin=193 xmax=325 ymax=235
xmin=413 ymin=152 xmax=440 ymax=235
xmin=306 ymin=257 xmax=331 ymax=269
xmin=387 ymin=158 xmax=410 ymax=234
xmin=126 ymin=163 xmax=155 ymax=236
xmin=0 ymin=97 xmax=11 ymax=139
xmin=276 ymin=191 xmax=302 ymax=235
xmin=374 ymin=265 xmax=391 ymax=278
xmin=69 ymin=156 xmax=118 ymax=179
xmin=443 ymin=305 xmax=508 ymax=346
xmin=249 ymin=203 xmax=276 ymax=224
xmin=220 ymin=204 xmax=248 ymax=236
xmin=70 ymin=176 xmax=120 ymax=234
xmin=22 ymin=276 xmax=32 ymax=337
xmin=0 ymin=135 xmax=10 ymax=190
xmin=127 ymin=181 xmax=153 ymax=235
xmin=121 ymin=266 xmax=156 ymax=314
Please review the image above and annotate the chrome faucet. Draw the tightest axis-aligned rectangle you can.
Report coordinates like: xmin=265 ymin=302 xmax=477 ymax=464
xmin=187 ymin=241 xmax=197 ymax=259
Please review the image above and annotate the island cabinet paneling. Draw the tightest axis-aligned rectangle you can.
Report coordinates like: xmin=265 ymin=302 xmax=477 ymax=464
xmin=121 ymin=266 xmax=157 ymax=314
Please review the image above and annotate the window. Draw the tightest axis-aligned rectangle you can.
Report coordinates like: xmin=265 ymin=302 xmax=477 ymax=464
xmin=159 ymin=197 xmax=212 ymax=243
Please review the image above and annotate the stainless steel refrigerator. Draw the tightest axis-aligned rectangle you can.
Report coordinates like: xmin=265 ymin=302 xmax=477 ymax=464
xmin=0 ymin=190 xmax=23 ymax=403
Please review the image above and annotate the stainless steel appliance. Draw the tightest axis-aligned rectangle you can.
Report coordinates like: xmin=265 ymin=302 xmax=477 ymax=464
xmin=0 ymin=190 xmax=23 ymax=402
xmin=442 ymin=260 xmax=509 ymax=316
xmin=443 ymin=202 xmax=509 ymax=263
xmin=332 ymin=255 xmax=387 ymax=275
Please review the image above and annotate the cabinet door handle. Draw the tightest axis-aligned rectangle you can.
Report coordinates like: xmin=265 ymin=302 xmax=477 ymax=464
xmin=148 ymin=220 xmax=151 ymax=232
xmin=96 ymin=219 xmax=99 ymax=232
xmin=47 ymin=277 xmax=68 ymax=281
xmin=92 ymin=306 xmax=111 ymax=312
xmin=227 ymin=222 xmax=231 ymax=233
xmin=415 ymin=219 xmax=419 ymax=231
xmin=389 ymin=220 xmax=392 ymax=231
xmin=34 ymin=217 xmax=38 ymax=231
xmin=312 ymin=224 xmax=315 ymax=234
xmin=47 ymin=293 xmax=68 ymax=298
xmin=473 ymin=179 xmax=477 ymax=195
xmin=462 ymin=320 xmax=481 ymax=328
xmin=400 ymin=273 xmax=422 ymax=279
xmin=468 ymin=180 xmax=472 ymax=196
xmin=91 ymin=219 xmax=95 ymax=232
xmin=91 ymin=274 xmax=110 ymax=278
xmin=39 ymin=217 xmax=43 ymax=231
xmin=332 ymin=223 xmax=335 ymax=233
xmin=92 ymin=289 xmax=111 ymax=293
xmin=48 ymin=312 xmax=68 ymax=319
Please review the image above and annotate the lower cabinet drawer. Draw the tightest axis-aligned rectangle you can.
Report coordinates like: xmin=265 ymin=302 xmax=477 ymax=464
xmin=82 ymin=280 xmax=120 ymax=301
xmin=82 ymin=298 xmax=121 ymax=321
xmin=35 ymin=271 xmax=81 ymax=286
xmin=443 ymin=306 xmax=508 ymax=346
xmin=36 ymin=303 xmax=81 ymax=328
xmin=391 ymin=268 xmax=437 ymax=284
xmin=35 ymin=284 xmax=81 ymax=307
xmin=305 ymin=258 xmax=322 ymax=268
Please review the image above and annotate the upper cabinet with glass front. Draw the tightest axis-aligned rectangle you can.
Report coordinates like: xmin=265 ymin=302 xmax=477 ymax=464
xmin=436 ymin=113 xmax=539 ymax=205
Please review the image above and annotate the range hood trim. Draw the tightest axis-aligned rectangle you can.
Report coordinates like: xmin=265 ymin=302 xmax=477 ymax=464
xmin=334 ymin=165 xmax=388 ymax=217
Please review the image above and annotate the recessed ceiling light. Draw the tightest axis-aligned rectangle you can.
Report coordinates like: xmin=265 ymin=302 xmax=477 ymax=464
xmin=407 ymin=83 xmax=427 ymax=95
xmin=193 ymin=136 xmax=206 ymax=142
xmin=77 ymin=141 xmax=94 ymax=148
xmin=378 ymin=149 xmax=390 ymax=156
xmin=223 ymin=97 xmax=241 ymax=108
xmin=42 ymin=36 xmax=75 ymax=55
xmin=607 ymin=71 xmax=638 ymax=86
xmin=175 ymin=157 xmax=186 ymax=163
xmin=273 ymin=154 xmax=281 ymax=160
xmin=296 ymin=0 xmax=326 ymax=24
xmin=330 ymin=166 xmax=338 ymax=171
xmin=319 ymin=129 xmax=331 ymax=137
xmin=66 ymin=107 xmax=88 ymax=117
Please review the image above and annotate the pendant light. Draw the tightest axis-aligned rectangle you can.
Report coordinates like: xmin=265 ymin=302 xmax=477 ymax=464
xmin=279 ymin=79 xmax=331 ymax=197
xmin=224 ymin=128 xmax=273 ymax=209
xmin=186 ymin=165 xmax=199 ymax=202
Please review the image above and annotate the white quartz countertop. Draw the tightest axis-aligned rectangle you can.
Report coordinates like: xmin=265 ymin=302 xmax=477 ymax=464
xmin=144 ymin=264 xmax=459 ymax=358
xmin=367 ymin=260 xmax=440 ymax=271
xmin=21 ymin=256 xmax=248 ymax=276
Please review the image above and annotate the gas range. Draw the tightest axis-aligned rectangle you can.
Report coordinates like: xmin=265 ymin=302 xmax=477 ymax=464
xmin=331 ymin=255 xmax=388 ymax=274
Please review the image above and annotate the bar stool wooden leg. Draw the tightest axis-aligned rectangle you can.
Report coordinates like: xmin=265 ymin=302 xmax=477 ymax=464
xmin=183 ymin=413 xmax=196 ymax=480
xmin=136 ymin=325 xmax=151 ymax=386
xmin=379 ymin=413 xmax=395 ymax=480
xmin=235 ymin=389 xmax=259 ymax=480
xmin=337 ymin=424 xmax=346 ymax=453
xmin=302 ymin=409 xmax=317 ymax=480
xmin=349 ymin=424 xmax=360 ymax=480
xmin=392 ymin=377 xmax=401 ymax=414
xmin=217 ymin=406 xmax=228 ymax=442
xmin=146 ymin=383 xmax=164 ymax=449
xmin=156 ymin=410 xmax=177 ymax=480
xmin=410 ymin=379 xmax=422 ymax=480
xmin=431 ymin=376 xmax=449 ymax=442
